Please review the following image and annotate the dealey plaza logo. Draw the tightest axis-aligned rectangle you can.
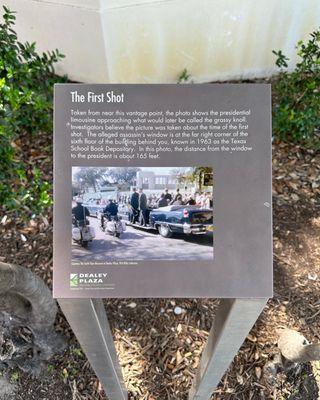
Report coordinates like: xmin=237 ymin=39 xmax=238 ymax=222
xmin=70 ymin=273 xmax=79 ymax=287
xmin=70 ymin=273 xmax=108 ymax=287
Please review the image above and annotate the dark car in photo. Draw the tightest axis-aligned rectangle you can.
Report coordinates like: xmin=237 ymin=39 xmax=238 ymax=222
xmin=148 ymin=205 xmax=213 ymax=238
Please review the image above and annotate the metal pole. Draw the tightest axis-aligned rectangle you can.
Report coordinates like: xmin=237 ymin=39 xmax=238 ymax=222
xmin=59 ymin=298 xmax=127 ymax=400
xmin=189 ymin=298 xmax=268 ymax=400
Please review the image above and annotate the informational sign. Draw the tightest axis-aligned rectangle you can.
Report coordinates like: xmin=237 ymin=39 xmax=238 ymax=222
xmin=53 ymin=84 xmax=272 ymax=298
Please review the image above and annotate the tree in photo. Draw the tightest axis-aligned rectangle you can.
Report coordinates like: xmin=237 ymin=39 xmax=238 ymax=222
xmin=172 ymin=167 xmax=213 ymax=190
xmin=107 ymin=167 xmax=141 ymax=186
xmin=73 ymin=167 xmax=108 ymax=192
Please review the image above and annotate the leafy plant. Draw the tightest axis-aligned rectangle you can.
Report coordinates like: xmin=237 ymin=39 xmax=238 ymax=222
xmin=71 ymin=347 xmax=83 ymax=357
xmin=47 ymin=364 xmax=55 ymax=373
xmin=10 ymin=371 xmax=19 ymax=382
xmin=272 ymin=29 xmax=320 ymax=148
xmin=0 ymin=6 xmax=66 ymax=214
xmin=177 ymin=68 xmax=191 ymax=83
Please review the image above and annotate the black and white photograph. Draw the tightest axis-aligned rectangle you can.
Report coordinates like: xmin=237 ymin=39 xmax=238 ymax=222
xmin=71 ymin=166 xmax=214 ymax=263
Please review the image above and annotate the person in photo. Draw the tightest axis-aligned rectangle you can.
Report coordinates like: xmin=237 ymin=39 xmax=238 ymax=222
xmin=186 ymin=194 xmax=196 ymax=205
xmin=72 ymin=198 xmax=90 ymax=226
xmin=139 ymin=188 xmax=148 ymax=226
xmin=172 ymin=194 xmax=184 ymax=205
xmin=172 ymin=188 xmax=181 ymax=203
xmin=101 ymin=199 xmax=118 ymax=227
xmin=157 ymin=193 xmax=168 ymax=208
xmin=164 ymin=188 xmax=172 ymax=204
xmin=130 ymin=187 xmax=139 ymax=223
xmin=202 ymin=192 xmax=211 ymax=209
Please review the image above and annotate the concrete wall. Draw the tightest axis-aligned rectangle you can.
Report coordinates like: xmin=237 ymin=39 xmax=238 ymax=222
xmin=3 ymin=0 xmax=320 ymax=83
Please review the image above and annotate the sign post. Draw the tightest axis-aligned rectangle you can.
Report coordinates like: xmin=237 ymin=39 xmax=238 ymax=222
xmin=54 ymin=84 xmax=272 ymax=399
xmin=188 ymin=299 xmax=267 ymax=400
xmin=58 ymin=299 xmax=127 ymax=399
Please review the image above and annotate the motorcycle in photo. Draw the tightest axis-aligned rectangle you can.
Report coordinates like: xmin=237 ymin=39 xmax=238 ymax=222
xmin=100 ymin=212 xmax=126 ymax=238
xmin=72 ymin=216 xmax=95 ymax=247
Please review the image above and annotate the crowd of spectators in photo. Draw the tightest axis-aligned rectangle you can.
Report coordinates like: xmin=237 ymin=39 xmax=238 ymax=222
xmin=126 ymin=187 xmax=213 ymax=226
xmin=119 ymin=188 xmax=213 ymax=209
xmin=121 ymin=188 xmax=213 ymax=206
xmin=76 ymin=187 xmax=214 ymax=208
xmin=84 ymin=188 xmax=213 ymax=210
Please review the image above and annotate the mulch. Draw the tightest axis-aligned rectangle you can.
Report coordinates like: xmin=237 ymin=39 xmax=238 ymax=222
xmin=0 ymin=137 xmax=319 ymax=399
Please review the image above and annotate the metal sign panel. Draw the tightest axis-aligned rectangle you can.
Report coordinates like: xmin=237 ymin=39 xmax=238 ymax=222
xmin=53 ymin=84 xmax=272 ymax=298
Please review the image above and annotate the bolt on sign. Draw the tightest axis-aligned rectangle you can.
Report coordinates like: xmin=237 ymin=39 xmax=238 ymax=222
xmin=53 ymin=84 xmax=272 ymax=298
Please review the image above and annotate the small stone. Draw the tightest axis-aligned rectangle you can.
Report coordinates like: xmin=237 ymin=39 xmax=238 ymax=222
xmin=255 ymin=366 xmax=262 ymax=380
xmin=308 ymin=272 xmax=317 ymax=281
xmin=174 ymin=306 xmax=183 ymax=315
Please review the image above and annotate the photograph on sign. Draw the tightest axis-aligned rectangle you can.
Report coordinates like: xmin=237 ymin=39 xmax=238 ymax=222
xmin=53 ymin=84 xmax=272 ymax=298
xmin=71 ymin=166 xmax=214 ymax=263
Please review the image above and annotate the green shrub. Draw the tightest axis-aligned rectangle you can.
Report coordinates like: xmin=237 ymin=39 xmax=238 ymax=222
xmin=272 ymin=29 xmax=320 ymax=148
xmin=0 ymin=6 xmax=66 ymax=214
xmin=177 ymin=68 xmax=191 ymax=83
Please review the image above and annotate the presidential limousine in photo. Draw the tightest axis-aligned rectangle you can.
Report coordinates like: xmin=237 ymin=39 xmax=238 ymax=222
xmin=149 ymin=205 xmax=213 ymax=237
xmin=124 ymin=205 xmax=213 ymax=238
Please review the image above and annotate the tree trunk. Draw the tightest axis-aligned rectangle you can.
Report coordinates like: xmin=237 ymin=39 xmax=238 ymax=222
xmin=0 ymin=262 xmax=65 ymax=375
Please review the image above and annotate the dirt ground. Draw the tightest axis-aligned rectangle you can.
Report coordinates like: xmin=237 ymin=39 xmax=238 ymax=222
xmin=0 ymin=139 xmax=319 ymax=399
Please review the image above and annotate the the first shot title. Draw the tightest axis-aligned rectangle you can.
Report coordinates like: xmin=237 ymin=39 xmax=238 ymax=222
xmin=70 ymin=90 xmax=125 ymax=103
